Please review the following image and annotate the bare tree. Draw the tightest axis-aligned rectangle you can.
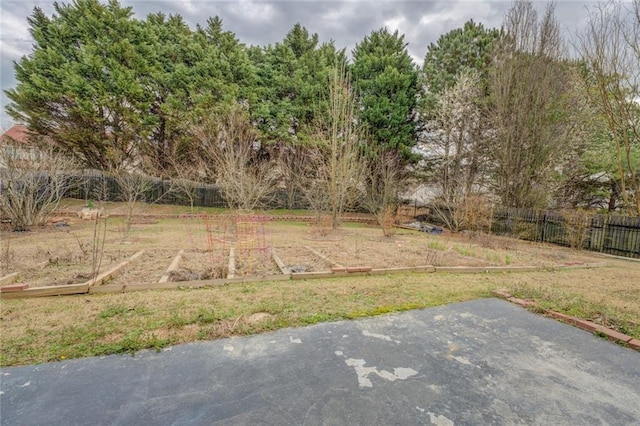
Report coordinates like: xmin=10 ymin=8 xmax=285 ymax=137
xmin=275 ymin=142 xmax=313 ymax=210
xmin=424 ymin=69 xmax=489 ymax=204
xmin=488 ymin=1 xmax=577 ymax=208
xmin=110 ymin=168 xmax=152 ymax=239
xmin=193 ymin=106 xmax=278 ymax=211
xmin=576 ymin=0 xmax=640 ymax=214
xmin=361 ymin=149 xmax=404 ymax=236
xmin=0 ymin=143 xmax=77 ymax=231
xmin=141 ymin=139 xmax=203 ymax=213
xmin=164 ymin=148 xmax=203 ymax=213
xmin=306 ymin=65 xmax=365 ymax=228
xmin=170 ymin=175 xmax=201 ymax=213
xmin=110 ymin=167 xmax=174 ymax=239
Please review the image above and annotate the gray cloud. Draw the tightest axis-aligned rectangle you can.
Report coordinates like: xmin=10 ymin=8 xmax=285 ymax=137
xmin=0 ymin=0 xmax=595 ymax=130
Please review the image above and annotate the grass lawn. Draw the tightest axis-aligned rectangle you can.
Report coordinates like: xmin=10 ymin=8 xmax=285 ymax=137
xmin=2 ymin=200 xmax=639 ymax=366
xmin=2 ymin=257 xmax=639 ymax=367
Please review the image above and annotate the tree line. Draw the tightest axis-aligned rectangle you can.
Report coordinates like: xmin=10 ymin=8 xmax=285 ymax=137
xmin=4 ymin=0 xmax=640 ymax=221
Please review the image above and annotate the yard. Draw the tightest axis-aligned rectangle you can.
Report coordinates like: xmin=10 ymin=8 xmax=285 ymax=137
xmin=1 ymin=200 xmax=639 ymax=366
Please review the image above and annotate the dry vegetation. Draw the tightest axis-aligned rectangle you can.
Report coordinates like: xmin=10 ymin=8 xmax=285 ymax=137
xmin=1 ymin=201 xmax=639 ymax=366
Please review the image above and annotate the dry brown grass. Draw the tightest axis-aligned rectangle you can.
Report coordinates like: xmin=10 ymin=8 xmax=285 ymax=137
xmin=2 ymin=201 xmax=639 ymax=366
xmin=505 ymin=258 xmax=640 ymax=330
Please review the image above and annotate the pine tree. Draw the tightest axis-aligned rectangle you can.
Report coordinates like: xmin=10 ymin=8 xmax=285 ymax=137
xmin=352 ymin=28 xmax=418 ymax=160
xmin=7 ymin=0 xmax=153 ymax=169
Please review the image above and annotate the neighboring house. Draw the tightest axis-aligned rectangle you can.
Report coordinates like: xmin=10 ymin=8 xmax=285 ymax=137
xmin=1 ymin=124 xmax=33 ymax=146
xmin=0 ymin=125 xmax=42 ymax=166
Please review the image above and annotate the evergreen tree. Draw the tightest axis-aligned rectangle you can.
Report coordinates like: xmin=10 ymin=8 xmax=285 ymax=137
xmin=252 ymin=23 xmax=346 ymax=145
xmin=142 ymin=12 xmax=197 ymax=171
xmin=6 ymin=0 xmax=153 ymax=169
xmin=421 ymin=20 xmax=500 ymax=111
xmin=352 ymin=27 xmax=418 ymax=160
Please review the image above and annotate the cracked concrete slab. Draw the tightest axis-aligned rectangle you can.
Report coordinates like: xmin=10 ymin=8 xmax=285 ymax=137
xmin=1 ymin=298 xmax=639 ymax=425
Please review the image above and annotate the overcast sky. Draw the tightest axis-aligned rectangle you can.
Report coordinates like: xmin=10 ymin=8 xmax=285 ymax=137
xmin=0 ymin=0 xmax=598 ymax=131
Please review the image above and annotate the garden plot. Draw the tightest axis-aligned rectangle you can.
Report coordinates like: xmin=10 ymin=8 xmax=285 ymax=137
xmin=233 ymin=248 xmax=281 ymax=277
xmin=6 ymin=250 xmax=133 ymax=288
xmin=435 ymin=232 xmax=601 ymax=267
xmin=288 ymin=227 xmax=490 ymax=269
xmin=1 ymin=202 xmax=612 ymax=293
xmin=507 ymin=242 xmax=600 ymax=266
xmin=107 ymin=250 xmax=178 ymax=286
xmin=0 ymin=224 xmax=136 ymax=287
xmin=306 ymin=237 xmax=491 ymax=269
xmin=170 ymin=249 xmax=229 ymax=281
xmin=273 ymin=246 xmax=334 ymax=273
xmin=294 ymin=227 xmax=602 ymax=269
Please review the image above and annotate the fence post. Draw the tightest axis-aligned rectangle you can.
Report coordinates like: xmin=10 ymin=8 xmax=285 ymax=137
xmin=602 ymin=215 xmax=610 ymax=255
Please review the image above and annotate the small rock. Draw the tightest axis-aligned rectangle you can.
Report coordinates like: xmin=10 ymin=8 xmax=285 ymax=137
xmin=168 ymin=269 xmax=199 ymax=282
xmin=285 ymin=264 xmax=309 ymax=274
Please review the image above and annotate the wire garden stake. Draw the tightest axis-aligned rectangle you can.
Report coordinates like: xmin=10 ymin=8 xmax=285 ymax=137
xmin=201 ymin=213 xmax=216 ymax=267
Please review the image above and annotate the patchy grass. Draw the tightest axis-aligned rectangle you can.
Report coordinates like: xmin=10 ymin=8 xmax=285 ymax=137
xmin=1 ymin=273 xmax=492 ymax=366
xmin=505 ymin=259 xmax=640 ymax=339
xmin=453 ymin=245 xmax=477 ymax=258
xmin=2 ymin=258 xmax=639 ymax=366
xmin=427 ymin=241 xmax=447 ymax=251
xmin=3 ymin=201 xmax=639 ymax=365
xmin=59 ymin=198 xmax=326 ymax=218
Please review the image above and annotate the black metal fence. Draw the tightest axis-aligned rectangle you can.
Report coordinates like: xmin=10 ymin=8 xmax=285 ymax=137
xmin=59 ymin=173 xmax=640 ymax=259
xmin=420 ymin=205 xmax=639 ymax=259
xmin=63 ymin=171 xmax=312 ymax=210
xmin=491 ymin=208 xmax=640 ymax=259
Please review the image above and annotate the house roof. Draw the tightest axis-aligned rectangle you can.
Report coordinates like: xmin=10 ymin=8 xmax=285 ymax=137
xmin=0 ymin=124 xmax=31 ymax=145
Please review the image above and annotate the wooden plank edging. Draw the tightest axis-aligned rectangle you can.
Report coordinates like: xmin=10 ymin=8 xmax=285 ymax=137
xmin=86 ymin=250 xmax=145 ymax=287
xmin=0 ymin=272 xmax=18 ymax=285
xmin=271 ymin=249 xmax=288 ymax=274
xmin=0 ymin=282 xmax=90 ymax=299
xmin=158 ymin=250 xmax=184 ymax=283
xmin=3 ymin=261 xmax=607 ymax=298
xmin=305 ymin=246 xmax=344 ymax=269
xmin=434 ymin=262 xmax=606 ymax=274
xmin=0 ymin=250 xmax=145 ymax=299
xmin=90 ymin=273 xmax=293 ymax=293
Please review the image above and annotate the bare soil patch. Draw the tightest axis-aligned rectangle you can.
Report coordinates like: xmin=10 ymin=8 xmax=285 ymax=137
xmin=276 ymin=246 xmax=333 ymax=272
xmin=108 ymin=250 xmax=174 ymax=286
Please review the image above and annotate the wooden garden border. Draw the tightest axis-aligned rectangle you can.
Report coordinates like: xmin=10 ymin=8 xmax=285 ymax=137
xmin=0 ymin=250 xmax=145 ymax=299
xmin=1 ymin=261 xmax=607 ymax=298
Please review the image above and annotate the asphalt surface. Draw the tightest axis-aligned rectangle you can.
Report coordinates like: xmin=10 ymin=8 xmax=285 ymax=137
xmin=1 ymin=298 xmax=639 ymax=425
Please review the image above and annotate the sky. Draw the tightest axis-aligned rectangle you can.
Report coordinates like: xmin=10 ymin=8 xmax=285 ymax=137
xmin=0 ymin=0 xmax=598 ymax=131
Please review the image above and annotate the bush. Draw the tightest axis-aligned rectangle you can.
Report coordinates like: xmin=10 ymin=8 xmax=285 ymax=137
xmin=0 ymin=145 xmax=78 ymax=231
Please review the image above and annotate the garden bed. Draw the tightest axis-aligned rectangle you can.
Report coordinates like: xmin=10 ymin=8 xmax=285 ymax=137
xmin=0 ymin=203 xmax=609 ymax=293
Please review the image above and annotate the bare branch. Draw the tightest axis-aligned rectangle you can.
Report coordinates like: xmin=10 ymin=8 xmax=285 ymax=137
xmin=0 ymin=143 xmax=78 ymax=230
xmin=305 ymin=65 xmax=365 ymax=228
xmin=193 ymin=106 xmax=278 ymax=211
xmin=576 ymin=0 xmax=640 ymax=214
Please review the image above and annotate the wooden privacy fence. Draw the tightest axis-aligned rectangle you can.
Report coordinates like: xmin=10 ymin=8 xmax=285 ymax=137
xmin=491 ymin=208 xmax=640 ymax=259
